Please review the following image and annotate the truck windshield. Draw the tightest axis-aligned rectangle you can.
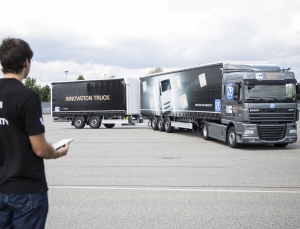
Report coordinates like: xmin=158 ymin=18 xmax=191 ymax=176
xmin=244 ymin=83 xmax=297 ymax=103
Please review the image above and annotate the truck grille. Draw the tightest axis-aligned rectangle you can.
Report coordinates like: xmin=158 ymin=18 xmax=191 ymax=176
xmin=257 ymin=124 xmax=286 ymax=141
xmin=249 ymin=108 xmax=295 ymax=123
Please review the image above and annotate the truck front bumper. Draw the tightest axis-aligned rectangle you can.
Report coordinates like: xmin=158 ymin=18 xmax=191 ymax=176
xmin=236 ymin=123 xmax=298 ymax=144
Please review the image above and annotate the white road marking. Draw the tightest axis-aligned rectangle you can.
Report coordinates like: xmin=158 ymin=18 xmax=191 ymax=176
xmin=48 ymin=186 xmax=300 ymax=194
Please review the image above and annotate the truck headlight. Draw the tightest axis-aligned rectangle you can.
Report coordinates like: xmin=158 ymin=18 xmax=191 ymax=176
xmin=243 ymin=130 xmax=255 ymax=135
xmin=289 ymin=129 xmax=297 ymax=134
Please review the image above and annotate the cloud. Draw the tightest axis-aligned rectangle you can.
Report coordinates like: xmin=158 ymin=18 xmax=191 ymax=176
xmin=27 ymin=60 xmax=176 ymax=86
xmin=0 ymin=0 xmax=300 ymax=81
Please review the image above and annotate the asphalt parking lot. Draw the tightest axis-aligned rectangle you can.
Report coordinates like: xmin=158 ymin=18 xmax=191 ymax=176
xmin=44 ymin=115 xmax=300 ymax=229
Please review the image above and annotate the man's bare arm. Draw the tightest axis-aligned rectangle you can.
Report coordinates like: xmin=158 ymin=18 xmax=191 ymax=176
xmin=29 ymin=133 xmax=69 ymax=159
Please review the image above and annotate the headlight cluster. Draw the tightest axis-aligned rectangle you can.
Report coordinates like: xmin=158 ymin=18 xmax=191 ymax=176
xmin=243 ymin=130 xmax=255 ymax=135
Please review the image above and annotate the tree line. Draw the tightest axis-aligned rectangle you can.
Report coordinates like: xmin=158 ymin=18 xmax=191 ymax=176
xmin=23 ymin=77 xmax=51 ymax=102
xmin=23 ymin=68 xmax=163 ymax=102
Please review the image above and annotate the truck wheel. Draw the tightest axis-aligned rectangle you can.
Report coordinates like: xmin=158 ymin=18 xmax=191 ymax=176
xmin=74 ymin=116 xmax=85 ymax=129
xmin=227 ymin=126 xmax=239 ymax=148
xmin=158 ymin=117 xmax=165 ymax=132
xmin=89 ymin=116 xmax=101 ymax=129
xmin=274 ymin=143 xmax=288 ymax=147
xmin=164 ymin=117 xmax=174 ymax=133
xmin=151 ymin=117 xmax=159 ymax=130
xmin=202 ymin=123 xmax=210 ymax=140
xmin=104 ymin=124 xmax=115 ymax=128
xmin=165 ymin=117 xmax=174 ymax=133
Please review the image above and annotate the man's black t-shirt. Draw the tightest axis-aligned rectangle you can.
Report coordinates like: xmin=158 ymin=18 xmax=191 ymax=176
xmin=0 ymin=78 xmax=48 ymax=193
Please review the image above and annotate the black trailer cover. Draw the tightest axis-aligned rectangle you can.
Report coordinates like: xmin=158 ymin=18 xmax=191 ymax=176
xmin=52 ymin=79 xmax=126 ymax=112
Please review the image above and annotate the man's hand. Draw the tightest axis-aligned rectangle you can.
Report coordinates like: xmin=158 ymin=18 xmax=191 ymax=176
xmin=29 ymin=133 xmax=70 ymax=159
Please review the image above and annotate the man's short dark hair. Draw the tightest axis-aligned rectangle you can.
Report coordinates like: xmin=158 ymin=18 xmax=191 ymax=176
xmin=0 ymin=38 xmax=34 ymax=74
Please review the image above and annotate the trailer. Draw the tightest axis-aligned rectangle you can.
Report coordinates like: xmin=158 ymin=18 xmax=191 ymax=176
xmin=140 ymin=62 xmax=300 ymax=148
xmin=51 ymin=78 xmax=141 ymax=129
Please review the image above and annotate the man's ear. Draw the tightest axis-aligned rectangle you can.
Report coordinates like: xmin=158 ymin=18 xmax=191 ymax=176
xmin=24 ymin=59 xmax=30 ymax=67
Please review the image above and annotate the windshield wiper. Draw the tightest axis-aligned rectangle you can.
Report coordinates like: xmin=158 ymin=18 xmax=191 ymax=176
xmin=248 ymin=85 xmax=255 ymax=90
xmin=268 ymin=97 xmax=279 ymax=102
xmin=246 ymin=97 xmax=266 ymax=102
xmin=282 ymin=97 xmax=294 ymax=102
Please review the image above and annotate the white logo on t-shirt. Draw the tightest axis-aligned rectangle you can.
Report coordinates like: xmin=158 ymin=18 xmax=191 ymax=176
xmin=40 ymin=117 xmax=44 ymax=125
xmin=0 ymin=118 xmax=8 ymax=125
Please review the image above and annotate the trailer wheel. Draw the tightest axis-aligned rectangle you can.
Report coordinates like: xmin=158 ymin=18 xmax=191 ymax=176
xmin=89 ymin=116 xmax=101 ymax=129
xmin=74 ymin=116 xmax=85 ymax=129
xmin=274 ymin=143 xmax=288 ymax=147
xmin=202 ymin=123 xmax=210 ymax=140
xmin=164 ymin=117 xmax=174 ymax=133
xmin=151 ymin=117 xmax=159 ymax=130
xmin=158 ymin=117 xmax=165 ymax=132
xmin=227 ymin=126 xmax=240 ymax=148
xmin=104 ymin=124 xmax=115 ymax=128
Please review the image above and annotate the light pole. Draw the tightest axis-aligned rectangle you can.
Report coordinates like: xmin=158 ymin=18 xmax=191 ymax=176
xmin=65 ymin=71 xmax=68 ymax=81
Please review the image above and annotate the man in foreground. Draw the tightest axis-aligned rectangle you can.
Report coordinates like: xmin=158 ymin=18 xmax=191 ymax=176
xmin=0 ymin=37 xmax=69 ymax=229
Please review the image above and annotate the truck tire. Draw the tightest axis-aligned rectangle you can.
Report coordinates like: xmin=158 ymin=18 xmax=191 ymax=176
xmin=227 ymin=126 xmax=240 ymax=148
xmin=274 ymin=143 xmax=288 ymax=147
xmin=74 ymin=116 xmax=85 ymax=129
xmin=202 ymin=123 xmax=210 ymax=140
xmin=104 ymin=124 xmax=115 ymax=128
xmin=164 ymin=117 xmax=174 ymax=133
xmin=89 ymin=116 xmax=101 ymax=129
xmin=158 ymin=117 xmax=165 ymax=132
xmin=151 ymin=117 xmax=159 ymax=130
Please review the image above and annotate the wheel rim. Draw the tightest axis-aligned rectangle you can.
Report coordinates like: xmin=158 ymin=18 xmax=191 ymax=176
xmin=229 ymin=131 xmax=235 ymax=145
xmin=91 ymin=119 xmax=97 ymax=126
xmin=152 ymin=119 xmax=156 ymax=127
xmin=203 ymin=125 xmax=207 ymax=137
xmin=165 ymin=121 xmax=169 ymax=129
xmin=76 ymin=120 xmax=81 ymax=126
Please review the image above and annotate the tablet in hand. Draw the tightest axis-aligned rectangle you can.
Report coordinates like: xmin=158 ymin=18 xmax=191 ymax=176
xmin=53 ymin=139 xmax=74 ymax=150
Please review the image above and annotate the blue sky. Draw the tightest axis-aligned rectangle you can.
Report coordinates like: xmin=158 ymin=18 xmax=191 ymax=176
xmin=1 ymin=0 xmax=300 ymax=85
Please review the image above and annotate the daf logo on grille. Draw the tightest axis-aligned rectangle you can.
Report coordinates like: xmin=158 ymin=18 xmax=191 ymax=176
xmin=288 ymin=109 xmax=294 ymax=111
xmin=250 ymin=109 xmax=259 ymax=112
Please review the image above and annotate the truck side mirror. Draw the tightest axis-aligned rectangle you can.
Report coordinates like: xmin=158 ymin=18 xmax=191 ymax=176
xmin=296 ymin=84 xmax=300 ymax=94
xmin=233 ymin=83 xmax=239 ymax=101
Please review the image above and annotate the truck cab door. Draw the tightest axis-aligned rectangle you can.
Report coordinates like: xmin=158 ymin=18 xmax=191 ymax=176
xmin=222 ymin=82 xmax=241 ymax=121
